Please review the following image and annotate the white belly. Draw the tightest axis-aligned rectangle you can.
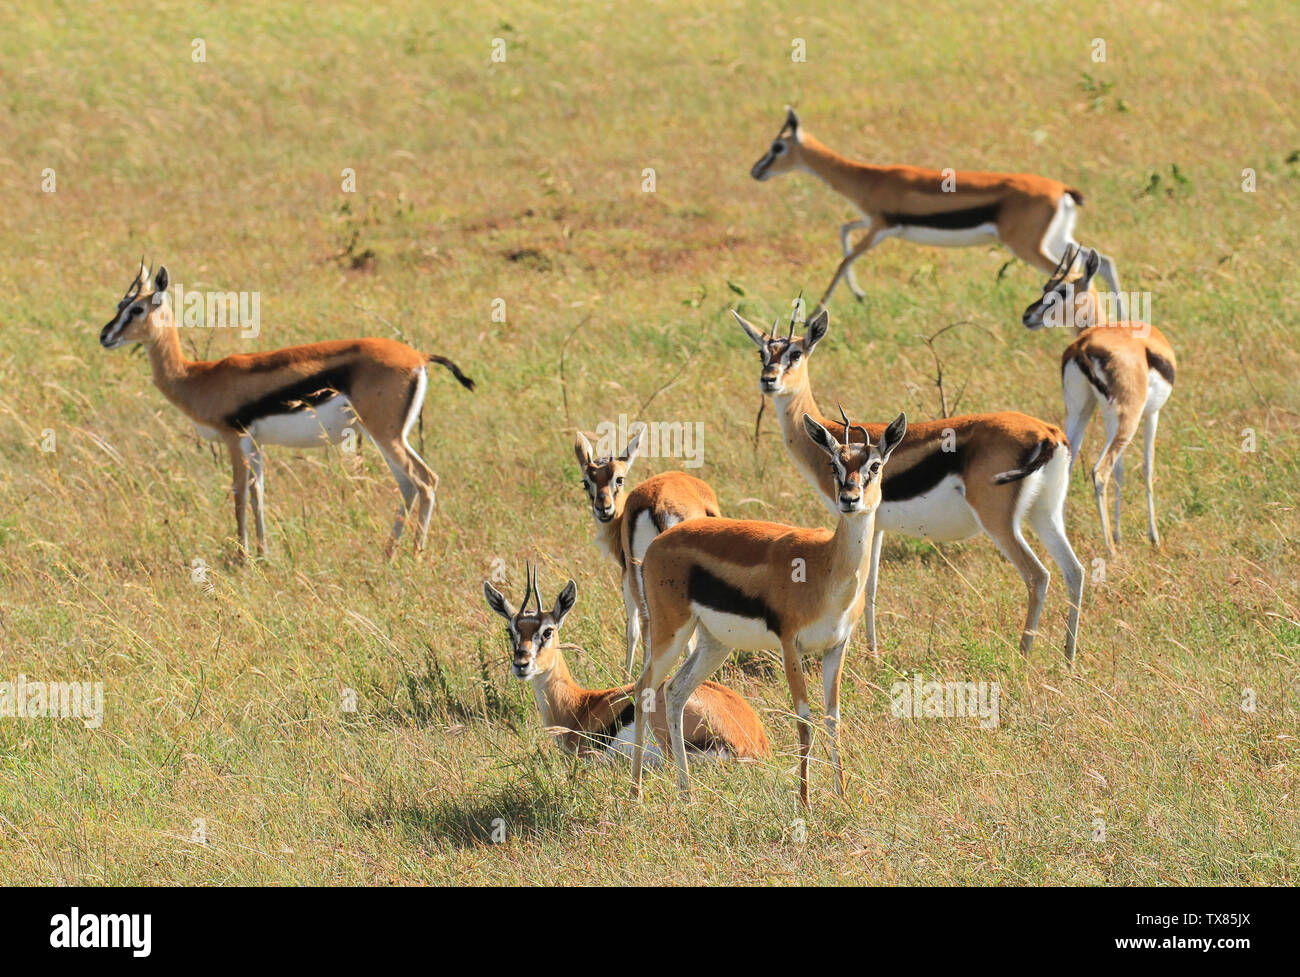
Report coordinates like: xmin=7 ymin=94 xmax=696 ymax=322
xmin=693 ymin=605 xmax=779 ymax=651
xmin=878 ymin=473 xmax=981 ymax=542
xmin=246 ymin=395 xmax=357 ymax=448
xmin=897 ymin=222 xmax=999 ymax=247
xmin=604 ymin=723 xmax=664 ymax=764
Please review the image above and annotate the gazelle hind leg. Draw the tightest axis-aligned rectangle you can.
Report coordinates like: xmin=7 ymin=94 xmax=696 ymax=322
xmin=1142 ymin=410 xmax=1161 ymax=546
xmin=1030 ymin=497 xmax=1085 ymax=664
xmin=631 ymin=618 xmax=696 ymax=799
xmin=663 ymin=628 xmax=732 ymax=797
xmin=622 ymin=573 xmax=642 ymax=678
xmin=983 ymin=508 xmax=1052 ymax=657
xmin=1111 ymin=452 xmax=1124 ymax=545
xmin=374 ymin=439 xmax=431 ymax=558
xmin=1062 ymin=362 xmax=1097 ymax=477
xmin=226 ymin=437 xmax=252 ymax=559
xmin=839 ymin=218 xmax=872 ymax=300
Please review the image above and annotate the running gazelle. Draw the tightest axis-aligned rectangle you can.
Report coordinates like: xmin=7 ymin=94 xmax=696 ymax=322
xmin=749 ymin=107 xmax=1123 ymax=314
xmin=575 ymin=428 xmax=722 ymax=676
xmin=99 ymin=262 xmax=475 ymax=558
xmin=1023 ymin=246 xmax=1176 ymax=553
xmin=734 ymin=305 xmax=1084 ymax=662
xmin=631 ymin=411 xmax=906 ymax=806
xmin=484 ymin=563 xmax=770 ymax=761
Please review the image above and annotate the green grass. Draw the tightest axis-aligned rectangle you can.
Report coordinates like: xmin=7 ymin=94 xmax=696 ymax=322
xmin=0 ymin=0 xmax=1296 ymax=884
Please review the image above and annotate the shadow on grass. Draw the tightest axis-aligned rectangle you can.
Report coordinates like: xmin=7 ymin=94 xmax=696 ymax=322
xmin=357 ymin=759 xmax=592 ymax=850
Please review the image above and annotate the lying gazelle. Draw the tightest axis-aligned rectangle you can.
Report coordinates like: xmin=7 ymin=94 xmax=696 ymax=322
xmin=734 ymin=305 xmax=1084 ymax=662
xmin=749 ymin=107 xmax=1124 ymax=314
xmin=99 ymin=262 xmax=475 ymax=558
xmin=1023 ymin=246 xmax=1176 ymax=553
xmin=484 ymin=563 xmax=770 ymax=761
xmin=631 ymin=412 xmax=906 ymax=805
xmin=575 ymin=428 xmax=722 ymax=676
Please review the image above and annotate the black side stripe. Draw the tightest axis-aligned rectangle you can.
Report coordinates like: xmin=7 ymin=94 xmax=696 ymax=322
xmin=687 ymin=565 xmax=782 ymax=636
xmin=589 ymin=699 xmax=636 ymax=749
xmin=881 ymin=201 xmax=1001 ymax=230
xmin=882 ymin=445 xmax=964 ymax=501
xmin=1146 ymin=349 xmax=1176 ymax=386
xmin=224 ymin=364 xmax=353 ymax=431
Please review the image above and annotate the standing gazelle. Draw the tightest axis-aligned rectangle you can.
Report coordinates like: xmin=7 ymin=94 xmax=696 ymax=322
xmin=735 ymin=305 xmax=1084 ymax=662
xmin=575 ymin=428 xmax=722 ymax=677
xmin=1023 ymin=247 xmax=1176 ymax=552
xmin=484 ymin=563 xmax=770 ymax=761
xmin=749 ymin=107 xmax=1123 ymax=314
xmin=631 ymin=412 xmax=906 ymax=806
xmin=99 ymin=262 xmax=475 ymax=558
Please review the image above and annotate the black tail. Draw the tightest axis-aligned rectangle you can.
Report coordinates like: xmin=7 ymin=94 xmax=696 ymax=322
xmin=428 ymin=353 xmax=476 ymax=391
xmin=993 ymin=438 xmax=1057 ymax=485
xmin=1066 ymin=188 xmax=1085 ymax=205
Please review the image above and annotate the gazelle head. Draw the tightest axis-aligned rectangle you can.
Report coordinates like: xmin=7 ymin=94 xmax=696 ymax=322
xmin=750 ymin=106 xmax=803 ymax=181
xmin=483 ymin=563 xmax=578 ymax=680
xmin=100 ymin=261 xmax=171 ymax=350
xmin=1022 ymin=246 xmax=1103 ymax=332
xmin=803 ymin=408 xmax=906 ymax=515
xmin=574 ymin=428 xmax=643 ymax=523
xmin=733 ymin=304 xmax=828 ymax=396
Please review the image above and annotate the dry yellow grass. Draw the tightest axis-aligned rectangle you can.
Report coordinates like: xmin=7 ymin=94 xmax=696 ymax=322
xmin=0 ymin=0 xmax=1296 ymax=884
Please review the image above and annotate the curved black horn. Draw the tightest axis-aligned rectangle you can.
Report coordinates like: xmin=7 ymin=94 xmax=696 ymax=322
xmin=529 ymin=562 xmax=542 ymax=614
xmin=837 ymin=402 xmax=867 ymax=444
xmin=787 ymin=290 xmax=802 ymax=340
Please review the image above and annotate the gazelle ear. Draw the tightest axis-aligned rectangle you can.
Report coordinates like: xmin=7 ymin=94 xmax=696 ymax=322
xmin=804 ymin=308 xmax=829 ymax=352
xmin=784 ymin=105 xmax=799 ymax=132
xmin=802 ymin=413 xmax=839 ymax=455
xmin=620 ymin=427 xmax=643 ymax=468
xmin=879 ymin=412 xmax=907 ymax=463
xmin=552 ymin=580 xmax=577 ymax=626
xmin=731 ymin=309 xmax=767 ymax=349
xmin=483 ymin=580 xmax=517 ymax=621
xmin=574 ymin=432 xmax=594 ymax=469
xmin=153 ymin=265 xmax=169 ymax=294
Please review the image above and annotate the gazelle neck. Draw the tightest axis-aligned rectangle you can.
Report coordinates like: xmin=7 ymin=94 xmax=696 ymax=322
xmin=827 ymin=505 xmax=879 ymax=593
xmin=144 ymin=317 xmax=193 ymax=406
xmin=592 ymin=501 xmax=626 ymax=567
xmin=528 ymin=648 xmax=583 ymax=733
xmin=795 ymin=132 xmax=877 ymax=202
xmin=772 ymin=382 xmax=840 ymax=517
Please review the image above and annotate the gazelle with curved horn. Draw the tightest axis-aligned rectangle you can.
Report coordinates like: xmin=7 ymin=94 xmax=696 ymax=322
xmin=483 ymin=563 xmax=770 ymax=761
xmin=1023 ymin=246 xmax=1176 ymax=552
xmin=631 ymin=411 xmax=905 ymax=806
xmin=574 ymin=427 xmax=722 ymax=676
xmin=734 ymin=304 xmax=1085 ymax=662
xmin=99 ymin=261 xmax=475 ymax=558
xmin=749 ymin=107 xmax=1124 ymax=313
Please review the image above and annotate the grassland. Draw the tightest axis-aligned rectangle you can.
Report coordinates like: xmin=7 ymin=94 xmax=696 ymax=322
xmin=0 ymin=0 xmax=1296 ymax=884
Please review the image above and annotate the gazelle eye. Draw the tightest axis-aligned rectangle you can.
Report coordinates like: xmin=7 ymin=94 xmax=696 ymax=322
xmin=541 ymin=628 xmax=553 ymax=642
xmin=772 ymin=142 xmax=785 ymax=154
xmin=130 ymin=307 xmax=144 ymax=317
xmin=615 ymin=477 xmax=624 ymax=487
xmin=870 ymin=462 xmax=881 ymax=476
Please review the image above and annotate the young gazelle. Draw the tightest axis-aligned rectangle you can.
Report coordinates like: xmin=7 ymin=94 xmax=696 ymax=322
xmin=99 ymin=262 xmax=474 ymax=558
xmin=575 ymin=429 xmax=722 ymax=677
xmin=750 ymin=108 xmax=1123 ymax=313
xmin=631 ymin=413 xmax=906 ymax=805
xmin=734 ymin=306 xmax=1084 ymax=662
xmin=484 ymin=564 xmax=770 ymax=761
xmin=1023 ymin=247 xmax=1176 ymax=553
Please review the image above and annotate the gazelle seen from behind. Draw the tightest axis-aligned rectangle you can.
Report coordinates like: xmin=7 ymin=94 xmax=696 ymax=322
xmin=99 ymin=261 xmax=475 ymax=559
xmin=575 ymin=428 xmax=722 ymax=677
xmin=484 ymin=563 xmax=770 ymax=761
xmin=735 ymin=305 xmax=1084 ymax=662
xmin=750 ymin=107 xmax=1123 ymax=314
xmin=1023 ymin=246 xmax=1176 ymax=553
xmin=631 ymin=412 xmax=905 ymax=806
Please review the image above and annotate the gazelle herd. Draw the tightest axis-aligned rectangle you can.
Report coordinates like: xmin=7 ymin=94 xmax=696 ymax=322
xmin=100 ymin=107 xmax=1174 ymax=806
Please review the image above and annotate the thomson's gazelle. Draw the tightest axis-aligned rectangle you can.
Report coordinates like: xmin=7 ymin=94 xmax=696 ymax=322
xmin=631 ymin=412 xmax=906 ymax=805
xmin=750 ymin=107 xmax=1123 ymax=313
xmin=99 ymin=262 xmax=475 ymax=558
xmin=484 ymin=564 xmax=770 ymax=761
xmin=735 ymin=306 xmax=1084 ymax=661
xmin=575 ymin=428 xmax=722 ymax=677
xmin=1023 ymin=247 xmax=1176 ymax=552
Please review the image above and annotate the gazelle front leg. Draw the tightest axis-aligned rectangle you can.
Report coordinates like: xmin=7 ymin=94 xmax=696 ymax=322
xmin=822 ymin=637 xmax=849 ymax=796
xmin=838 ymin=218 xmax=872 ymax=300
xmin=781 ymin=639 xmax=813 ymax=807
xmin=818 ymin=227 xmax=889 ymax=309
xmin=622 ymin=574 xmax=642 ymax=679
xmin=226 ymin=438 xmax=252 ymax=560
xmin=864 ymin=527 xmax=884 ymax=657
xmin=243 ymin=436 xmax=268 ymax=558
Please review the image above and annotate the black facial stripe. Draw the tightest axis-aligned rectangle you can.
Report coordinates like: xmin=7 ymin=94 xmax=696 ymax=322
xmin=687 ymin=565 xmax=782 ymax=636
xmin=882 ymin=202 xmax=1001 ymax=230
xmin=882 ymin=444 xmax=964 ymax=501
xmin=224 ymin=364 xmax=353 ymax=431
